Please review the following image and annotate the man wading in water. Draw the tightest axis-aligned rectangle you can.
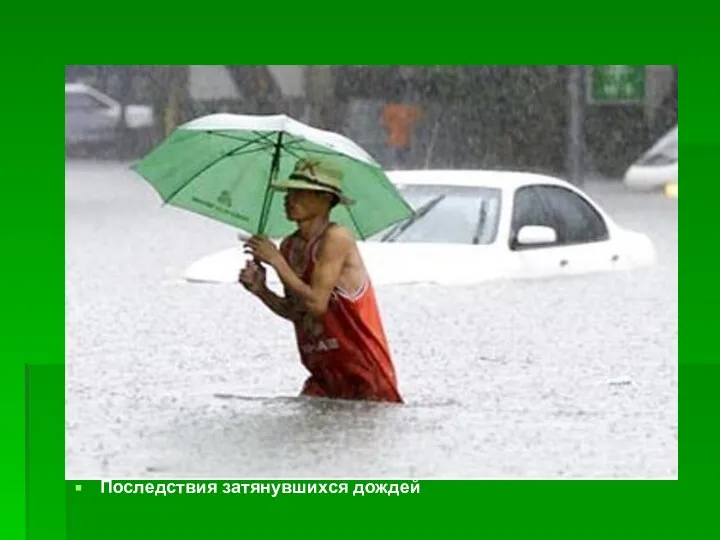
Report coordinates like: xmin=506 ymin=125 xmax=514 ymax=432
xmin=238 ymin=159 xmax=403 ymax=403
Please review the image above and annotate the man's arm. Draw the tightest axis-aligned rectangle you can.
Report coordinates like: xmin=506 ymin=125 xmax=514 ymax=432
xmin=271 ymin=226 xmax=352 ymax=318
xmin=255 ymin=286 xmax=301 ymax=322
xmin=246 ymin=237 xmax=302 ymax=323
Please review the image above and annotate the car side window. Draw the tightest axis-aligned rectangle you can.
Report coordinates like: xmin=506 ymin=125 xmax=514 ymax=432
xmin=535 ymin=185 xmax=609 ymax=244
xmin=509 ymin=186 xmax=556 ymax=250
xmin=65 ymin=93 xmax=110 ymax=112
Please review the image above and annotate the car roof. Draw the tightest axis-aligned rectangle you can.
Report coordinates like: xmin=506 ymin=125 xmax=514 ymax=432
xmin=386 ymin=169 xmax=574 ymax=191
xmin=65 ymin=83 xmax=91 ymax=93
xmin=641 ymin=125 xmax=677 ymax=159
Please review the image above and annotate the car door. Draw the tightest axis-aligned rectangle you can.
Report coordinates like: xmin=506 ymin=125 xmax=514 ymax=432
xmin=508 ymin=185 xmax=572 ymax=278
xmin=533 ymin=184 xmax=617 ymax=275
xmin=65 ymin=94 xmax=88 ymax=144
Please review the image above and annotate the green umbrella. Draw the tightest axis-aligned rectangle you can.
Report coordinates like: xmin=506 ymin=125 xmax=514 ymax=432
xmin=131 ymin=113 xmax=414 ymax=239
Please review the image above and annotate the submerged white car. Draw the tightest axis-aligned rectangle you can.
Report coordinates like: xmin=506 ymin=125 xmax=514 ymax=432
xmin=623 ymin=126 xmax=678 ymax=192
xmin=65 ymin=82 xmax=155 ymax=150
xmin=183 ymin=170 xmax=657 ymax=286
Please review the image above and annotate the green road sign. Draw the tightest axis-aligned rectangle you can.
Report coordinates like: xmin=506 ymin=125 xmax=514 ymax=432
xmin=588 ymin=65 xmax=645 ymax=104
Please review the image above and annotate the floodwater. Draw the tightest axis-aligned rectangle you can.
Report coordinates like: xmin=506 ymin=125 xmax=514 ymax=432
xmin=65 ymin=160 xmax=677 ymax=479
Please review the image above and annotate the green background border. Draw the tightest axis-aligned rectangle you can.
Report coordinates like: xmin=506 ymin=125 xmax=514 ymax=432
xmin=4 ymin=7 xmax=699 ymax=539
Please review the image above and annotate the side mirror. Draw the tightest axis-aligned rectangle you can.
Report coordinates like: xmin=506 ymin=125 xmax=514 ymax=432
xmin=516 ymin=225 xmax=557 ymax=246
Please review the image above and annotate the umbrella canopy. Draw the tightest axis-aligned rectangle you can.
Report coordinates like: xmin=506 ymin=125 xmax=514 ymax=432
xmin=132 ymin=113 xmax=414 ymax=239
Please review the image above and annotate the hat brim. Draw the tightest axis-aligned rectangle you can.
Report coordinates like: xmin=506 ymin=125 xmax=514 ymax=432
xmin=271 ymin=179 xmax=355 ymax=206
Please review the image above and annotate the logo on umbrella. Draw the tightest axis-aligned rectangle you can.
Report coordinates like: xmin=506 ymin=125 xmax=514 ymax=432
xmin=217 ymin=190 xmax=232 ymax=207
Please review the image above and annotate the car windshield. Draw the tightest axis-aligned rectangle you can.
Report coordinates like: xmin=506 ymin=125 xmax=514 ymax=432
xmin=373 ymin=184 xmax=502 ymax=245
xmin=65 ymin=92 xmax=107 ymax=111
xmin=636 ymin=126 xmax=677 ymax=166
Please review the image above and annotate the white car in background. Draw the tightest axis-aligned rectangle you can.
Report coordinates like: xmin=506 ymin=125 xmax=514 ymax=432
xmin=65 ymin=82 xmax=155 ymax=150
xmin=623 ymin=125 xmax=678 ymax=193
xmin=182 ymin=170 xmax=657 ymax=286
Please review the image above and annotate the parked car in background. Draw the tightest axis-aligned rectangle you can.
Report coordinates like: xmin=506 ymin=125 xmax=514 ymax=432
xmin=623 ymin=125 xmax=677 ymax=194
xmin=181 ymin=169 xmax=657 ymax=286
xmin=65 ymin=82 xmax=156 ymax=156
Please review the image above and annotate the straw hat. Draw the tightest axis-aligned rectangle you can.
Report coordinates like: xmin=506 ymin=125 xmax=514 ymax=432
xmin=271 ymin=158 xmax=354 ymax=205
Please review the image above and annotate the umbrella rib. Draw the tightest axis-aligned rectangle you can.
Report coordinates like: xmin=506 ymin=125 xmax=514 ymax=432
xmin=251 ymin=131 xmax=281 ymax=146
xmin=228 ymin=144 xmax=275 ymax=157
xmin=281 ymin=137 xmax=325 ymax=150
xmin=278 ymin=144 xmax=305 ymax=161
xmin=281 ymin=140 xmax=367 ymax=161
xmin=281 ymin=143 xmax=349 ymax=157
xmin=204 ymin=132 xmax=261 ymax=145
xmin=214 ymin=132 xmax=364 ymax=162
xmin=346 ymin=207 xmax=366 ymax=240
xmin=278 ymin=142 xmax=349 ymax=162
xmin=206 ymin=130 xmax=277 ymax=147
xmin=161 ymin=139 xmax=266 ymax=205
xmin=281 ymin=137 xmax=327 ymax=151
xmin=211 ymin=131 xmax=346 ymax=158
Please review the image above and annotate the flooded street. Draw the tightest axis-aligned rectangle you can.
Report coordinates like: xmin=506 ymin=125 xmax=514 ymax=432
xmin=65 ymin=160 xmax=677 ymax=479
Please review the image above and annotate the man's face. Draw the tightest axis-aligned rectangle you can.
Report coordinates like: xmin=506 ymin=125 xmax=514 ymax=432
xmin=284 ymin=189 xmax=330 ymax=221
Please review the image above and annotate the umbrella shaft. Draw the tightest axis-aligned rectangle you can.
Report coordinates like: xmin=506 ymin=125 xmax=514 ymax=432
xmin=258 ymin=132 xmax=284 ymax=234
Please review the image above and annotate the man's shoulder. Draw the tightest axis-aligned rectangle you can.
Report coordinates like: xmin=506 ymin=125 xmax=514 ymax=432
xmin=324 ymin=224 xmax=356 ymax=244
xmin=317 ymin=224 xmax=355 ymax=256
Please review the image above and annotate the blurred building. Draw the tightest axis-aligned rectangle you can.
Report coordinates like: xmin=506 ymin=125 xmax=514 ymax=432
xmin=66 ymin=65 xmax=677 ymax=178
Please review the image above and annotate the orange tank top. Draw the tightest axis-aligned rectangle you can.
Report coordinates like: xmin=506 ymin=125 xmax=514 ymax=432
xmin=281 ymin=226 xmax=403 ymax=403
